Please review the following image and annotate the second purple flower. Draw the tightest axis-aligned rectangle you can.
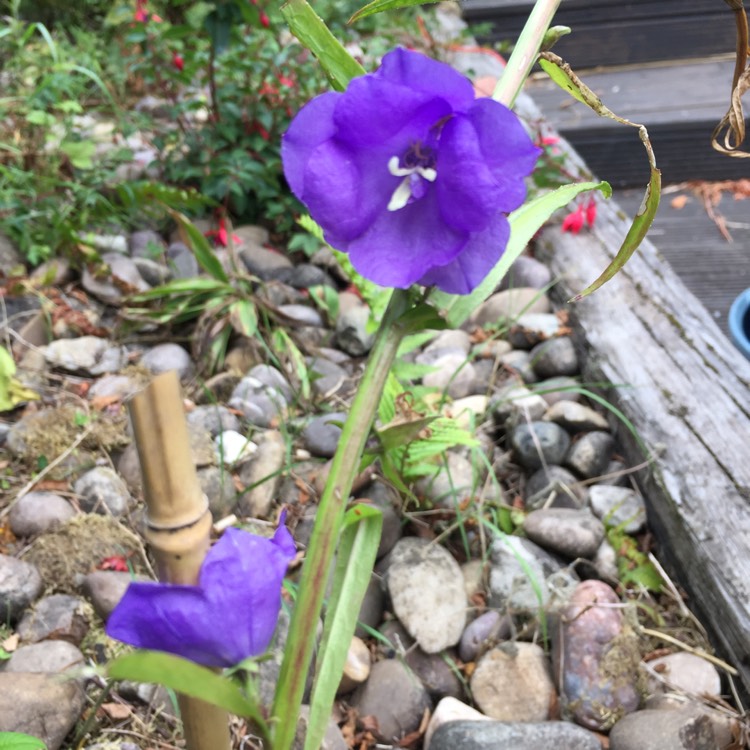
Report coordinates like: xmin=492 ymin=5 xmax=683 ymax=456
xmin=282 ymin=48 xmax=541 ymax=295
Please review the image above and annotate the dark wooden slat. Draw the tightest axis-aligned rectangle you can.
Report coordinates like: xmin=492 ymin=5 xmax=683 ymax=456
xmin=462 ymin=0 xmax=736 ymax=68
xmin=527 ymin=60 xmax=750 ymax=185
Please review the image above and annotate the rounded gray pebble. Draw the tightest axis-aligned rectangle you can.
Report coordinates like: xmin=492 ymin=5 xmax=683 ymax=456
xmin=511 ymin=421 xmax=571 ymax=470
xmin=565 ymin=430 xmax=615 ymax=478
xmin=73 ymin=467 xmax=132 ymax=516
xmin=589 ymin=485 xmax=647 ymax=533
xmin=9 ymin=491 xmax=75 ymax=537
xmin=0 ymin=554 xmax=43 ymax=624
xmin=530 ymin=337 xmax=579 ymax=378
xmin=429 ymin=720 xmax=601 ymax=750
xmin=140 ymin=343 xmax=194 ymax=380
xmin=523 ymin=508 xmax=605 ymax=559
xmin=302 ymin=412 xmax=346 ymax=458
xmin=525 ymin=465 xmax=586 ymax=510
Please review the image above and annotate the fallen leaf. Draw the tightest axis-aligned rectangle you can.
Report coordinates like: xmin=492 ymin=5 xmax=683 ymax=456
xmin=101 ymin=702 xmax=132 ymax=720
xmin=670 ymin=195 xmax=689 ymax=209
xmin=2 ymin=633 xmax=19 ymax=652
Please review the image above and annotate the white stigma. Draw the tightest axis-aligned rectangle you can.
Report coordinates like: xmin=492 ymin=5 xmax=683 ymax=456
xmin=387 ymin=156 xmax=437 ymax=211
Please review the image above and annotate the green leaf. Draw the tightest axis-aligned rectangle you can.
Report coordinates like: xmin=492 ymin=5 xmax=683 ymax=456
xmin=0 ymin=347 xmax=39 ymax=412
xmin=572 ymin=162 xmax=660 ymax=300
xmin=376 ymin=415 xmax=439 ymax=453
xmin=396 ymin=302 xmax=448 ymax=335
xmin=349 ymin=0 xmax=433 ymax=23
xmin=229 ymin=300 xmax=258 ymax=338
xmin=25 ymin=110 xmax=56 ymax=127
xmin=305 ymin=505 xmax=382 ymax=750
xmin=185 ymin=1 xmax=215 ymax=29
xmin=281 ymin=0 xmax=365 ymax=91
xmin=107 ymin=651 xmax=269 ymax=730
xmin=60 ymin=140 xmax=96 ymax=170
xmin=434 ymin=181 xmax=612 ymax=327
xmin=537 ymin=52 xmax=661 ymax=300
xmin=168 ymin=210 xmax=229 ymax=282
xmin=0 ymin=732 xmax=46 ymax=750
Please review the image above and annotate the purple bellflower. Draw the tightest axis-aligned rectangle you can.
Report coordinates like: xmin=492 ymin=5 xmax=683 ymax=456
xmin=282 ymin=47 xmax=541 ymax=295
xmin=106 ymin=516 xmax=295 ymax=668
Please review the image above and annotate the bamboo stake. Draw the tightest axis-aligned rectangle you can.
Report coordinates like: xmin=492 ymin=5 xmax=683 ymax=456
xmin=129 ymin=370 xmax=231 ymax=750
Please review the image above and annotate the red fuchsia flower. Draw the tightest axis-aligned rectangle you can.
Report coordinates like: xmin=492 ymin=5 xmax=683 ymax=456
xmin=107 ymin=514 xmax=296 ymax=668
xmin=282 ymin=48 xmax=541 ymax=295
xmin=134 ymin=0 xmax=161 ymax=23
xmin=259 ymin=11 xmax=270 ymax=28
xmin=205 ymin=217 xmax=242 ymax=248
xmin=585 ymin=197 xmax=597 ymax=228
xmin=562 ymin=204 xmax=586 ymax=234
xmin=172 ymin=53 xmax=185 ymax=72
xmin=99 ymin=555 xmax=130 ymax=572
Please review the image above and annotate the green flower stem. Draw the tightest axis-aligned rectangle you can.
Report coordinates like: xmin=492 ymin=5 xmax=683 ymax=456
xmin=492 ymin=0 xmax=562 ymax=108
xmin=271 ymin=287 xmax=412 ymax=750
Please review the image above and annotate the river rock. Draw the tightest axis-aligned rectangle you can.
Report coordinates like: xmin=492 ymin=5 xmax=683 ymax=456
xmin=537 ymin=376 xmax=582 ymax=405
xmin=416 ymin=451 xmax=476 ymax=509
xmin=492 ymin=383 xmax=548 ymax=425
xmin=349 ymin=658 xmax=432 ymax=743
xmin=543 ymin=400 xmax=609 ymax=432
xmin=530 ymin=337 xmax=579 ymax=378
xmin=214 ymin=430 xmax=257 ymax=466
xmin=507 ymin=313 xmax=561 ymax=349
xmin=81 ymin=570 xmax=133 ymax=620
xmin=499 ymin=349 xmax=538 ymax=383
xmin=429 ymin=719 xmax=601 ymax=750
xmin=645 ymin=652 xmax=721 ymax=698
xmin=0 ymin=554 xmax=43 ymax=624
xmin=240 ymin=244 xmax=292 ymax=279
xmin=81 ymin=252 xmax=149 ymax=304
xmin=16 ymin=594 xmax=89 ymax=645
xmin=386 ymin=537 xmax=467 ymax=653
xmin=337 ymin=636 xmax=372 ymax=695
xmin=0 ymin=672 xmax=85 ymax=750
xmin=166 ymin=241 xmax=199 ymax=279
xmin=302 ymin=412 xmax=345 ymax=457
xmin=198 ymin=466 xmax=238 ymax=519
xmin=9 ymin=491 xmax=76 ymax=537
xmin=470 ymin=288 xmax=551 ymax=327
xmin=336 ymin=303 xmax=375 ymax=356
xmin=589 ymin=485 xmax=647 ymax=533
xmin=293 ymin=705 xmax=348 ymax=750
xmin=511 ymin=421 xmax=571 ymax=470
xmin=523 ymin=508 xmax=605 ymax=559
xmin=405 ymin=647 xmax=463 ymax=700
xmin=73 ymin=467 xmax=132 ymax=516
xmin=129 ymin=228 xmax=166 ymax=258
xmin=44 ymin=336 xmax=126 ymax=375
xmin=501 ymin=254 xmax=552 ymax=290
xmin=608 ymin=707 xmax=733 ymax=750
xmin=5 ymin=640 xmax=85 ymax=675
xmin=187 ymin=404 xmax=241 ymax=436
xmin=140 ymin=342 xmax=194 ymax=380
xmin=565 ymin=431 xmax=615 ymax=478
xmin=458 ymin=610 xmax=511 ymax=662
xmin=471 ymin=642 xmax=555 ymax=721
xmin=524 ymin=465 xmax=586 ymax=510
xmin=422 ymin=352 xmax=477 ymax=399
xmin=235 ymin=430 xmax=286 ymax=517
xmin=553 ymin=579 xmax=640 ymax=730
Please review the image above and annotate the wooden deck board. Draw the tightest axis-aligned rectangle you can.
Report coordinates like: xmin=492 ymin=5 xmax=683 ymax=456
xmin=614 ymin=188 xmax=750 ymax=337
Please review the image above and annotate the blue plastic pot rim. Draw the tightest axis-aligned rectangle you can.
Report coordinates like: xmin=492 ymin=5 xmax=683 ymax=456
xmin=728 ymin=288 xmax=750 ymax=360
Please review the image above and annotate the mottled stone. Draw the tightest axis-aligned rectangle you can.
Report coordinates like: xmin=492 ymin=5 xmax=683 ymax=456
xmin=350 ymin=659 xmax=432 ymax=742
xmin=589 ymin=485 xmax=647 ymax=533
xmin=81 ymin=252 xmax=149 ymax=304
xmin=609 ymin=708 xmax=733 ymax=750
xmin=0 ymin=554 xmax=43 ymax=623
xmin=507 ymin=313 xmax=561 ymax=349
xmin=235 ymin=430 xmax=286 ymax=517
xmin=471 ymin=288 xmax=551 ymax=327
xmin=565 ymin=431 xmax=615 ymax=479
xmin=416 ymin=451 xmax=477 ymax=509
xmin=9 ymin=491 xmax=76 ymax=537
xmin=537 ymin=376 xmax=582 ymax=406
xmin=422 ymin=352 xmax=478 ymax=399
xmin=0 ymin=673 xmax=85 ymax=750
xmin=45 ymin=336 xmax=126 ymax=375
xmin=500 ymin=254 xmax=552 ymax=290
xmin=424 ymin=698 xmax=491 ymax=750
xmin=198 ymin=465 xmax=238 ymax=519
xmin=187 ymin=404 xmax=241 ymax=436
xmin=386 ymin=537 xmax=467 ymax=653
xmin=429 ymin=720 xmax=601 ymax=750
xmin=405 ymin=646 xmax=463 ymax=700
xmin=140 ymin=342 xmax=194 ymax=380
xmin=645 ymin=652 xmax=721 ymax=698
xmin=523 ymin=508 xmax=605 ymax=559
xmin=17 ymin=594 xmax=89 ymax=645
xmin=73 ymin=467 xmax=132 ymax=516
xmin=458 ymin=611 xmax=510 ymax=663
xmin=5 ymin=640 xmax=85 ymax=675
xmin=471 ymin=642 xmax=555 ymax=721
xmin=336 ymin=303 xmax=375 ymax=356
xmin=492 ymin=382 xmax=548 ymax=424
xmin=81 ymin=570 xmax=133 ymax=620
xmin=511 ymin=421 xmax=571 ymax=470
xmin=530 ymin=337 xmax=579 ymax=378
xmin=553 ymin=580 xmax=640 ymax=731
xmin=302 ymin=412 xmax=345 ymax=458
xmin=524 ymin=465 xmax=586 ymax=510
xmin=337 ymin=636 xmax=372 ymax=695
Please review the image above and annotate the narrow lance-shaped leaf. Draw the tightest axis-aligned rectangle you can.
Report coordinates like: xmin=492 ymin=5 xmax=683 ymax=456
xmin=168 ymin=209 xmax=229 ymax=283
xmin=304 ymin=505 xmax=383 ymax=750
xmin=538 ymin=52 xmax=661 ymax=300
xmin=349 ymin=0 xmax=435 ymax=24
xmin=281 ymin=0 xmax=364 ymax=91
xmin=107 ymin=650 xmax=270 ymax=736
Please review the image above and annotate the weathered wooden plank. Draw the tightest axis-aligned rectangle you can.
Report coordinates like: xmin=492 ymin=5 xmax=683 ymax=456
xmin=462 ymin=0 xmax=735 ymax=68
xmin=526 ymin=59 xmax=750 ymax=185
xmin=535 ymin=193 xmax=750 ymax=692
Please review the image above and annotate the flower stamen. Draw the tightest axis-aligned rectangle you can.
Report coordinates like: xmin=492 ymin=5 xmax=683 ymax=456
xmin=387 ymin=155 xmax=437 ymax=211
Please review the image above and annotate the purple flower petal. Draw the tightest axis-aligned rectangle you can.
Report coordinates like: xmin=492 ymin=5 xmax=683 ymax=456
xmin=417 ymin=212 xmax=510 ymax=295
xmin=282 ymin=48 xmax=539 ymax=295
xmin=106 ymin=520 xmax=295 ymax=668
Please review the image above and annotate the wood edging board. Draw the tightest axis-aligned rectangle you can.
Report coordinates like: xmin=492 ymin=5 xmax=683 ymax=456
xmin=446 ymin=14 xmax=750 ymax=697
xmin=532 ymin=170 xmax=750 ymax=692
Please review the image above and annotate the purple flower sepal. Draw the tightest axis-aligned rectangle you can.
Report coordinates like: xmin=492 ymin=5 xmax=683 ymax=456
xmin=106 ymin=515 xmax=296 ymax=668
xmin=282 ymin=47 xmax=541 ymax=295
